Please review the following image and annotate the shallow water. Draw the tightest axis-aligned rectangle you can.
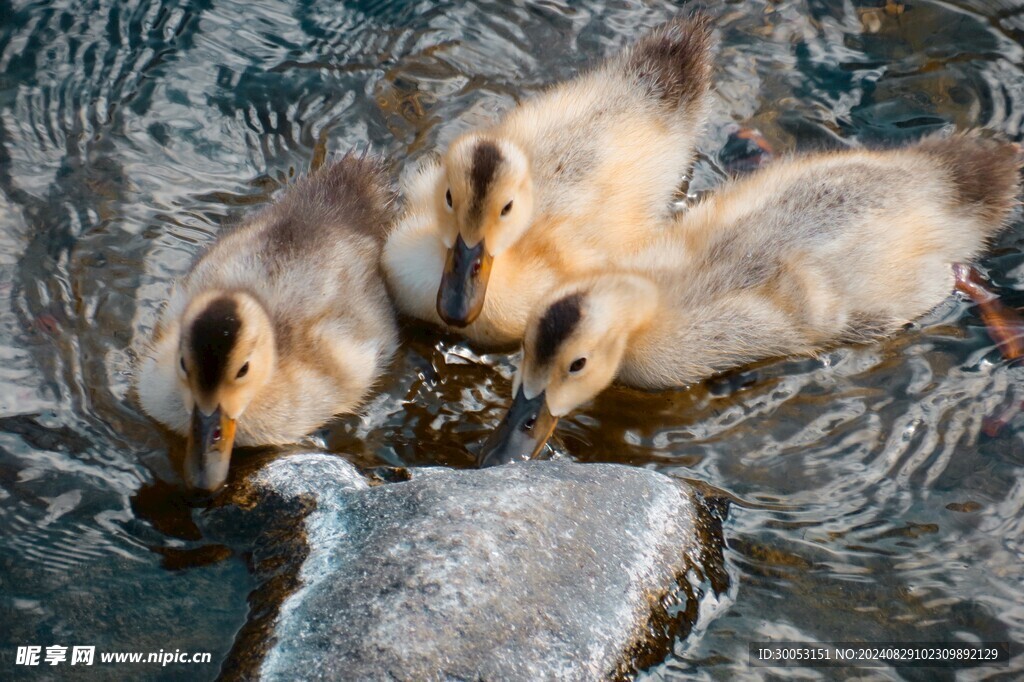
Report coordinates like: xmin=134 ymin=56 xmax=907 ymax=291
xmin=2 ymin=0 xmax=1024 ymax=679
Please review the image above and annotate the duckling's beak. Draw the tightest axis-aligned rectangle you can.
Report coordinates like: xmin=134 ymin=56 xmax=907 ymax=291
xmin=185 ymin=405 xmax=237 ymax=492
xmin=478 ymin=386 xmax=558 ymax=468
xmin=437 ymin=234 xmax=493 ymax=327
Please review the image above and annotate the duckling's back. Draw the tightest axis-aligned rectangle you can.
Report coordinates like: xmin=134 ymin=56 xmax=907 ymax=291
xmin=666 ymin=133 xmax=1021 ymax=338
xmin=183 ymin=154 xmax=395 ymax=330
xmin=501 ymin=16 xmax=714 ymax=243
xmin=617 ymin=134 xmax=1020 ymax=388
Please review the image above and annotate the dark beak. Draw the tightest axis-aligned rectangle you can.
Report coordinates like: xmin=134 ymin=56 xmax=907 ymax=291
xmin=437 ymin=234 xmax=493 ymax=327
xmin=478 ymin=386 xmax=559 ymax=468
xmin=184 ymin=405 xmax=237 ymax=492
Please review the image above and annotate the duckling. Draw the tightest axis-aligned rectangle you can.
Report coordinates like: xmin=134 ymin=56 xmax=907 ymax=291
xmin=134 ymin=154 xmax=398 ymax=491
xmin=479 ymin=134 xmax=1022 ymax=465
xmin=383 ymin=15 xmax=714 ymax=345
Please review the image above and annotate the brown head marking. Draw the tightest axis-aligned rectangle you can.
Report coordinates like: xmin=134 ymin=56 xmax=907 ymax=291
xmin=534 ymin=293 xmax=584 ymax=366
xmin=188 ymin=296 xmax=242 ymax=395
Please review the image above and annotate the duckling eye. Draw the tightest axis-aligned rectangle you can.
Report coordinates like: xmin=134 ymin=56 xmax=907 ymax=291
xmin=445 ymin=188 xmax=453 ymax=209
xmin=180 ymin=357 xmax=188 ymax=376
xmin=569 ymin=357 xmax=587 ymax=373
xmin=236 ymin=361 xmax=250 ymax=379
xmin=501 ymin=200 xmax=513 ymax=216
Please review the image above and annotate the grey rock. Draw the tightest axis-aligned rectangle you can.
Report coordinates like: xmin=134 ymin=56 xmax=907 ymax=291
xmin=215 ymin=454 xmax=727 ymax=681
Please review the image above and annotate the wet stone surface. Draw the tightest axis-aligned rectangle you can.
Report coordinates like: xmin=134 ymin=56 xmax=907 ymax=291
xmin=207 ymin=454 xmax=727 ymax=681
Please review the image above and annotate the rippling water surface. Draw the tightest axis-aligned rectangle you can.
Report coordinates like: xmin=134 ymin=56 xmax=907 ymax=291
xmin=2 ymin=0 xmax=1024 ymax=678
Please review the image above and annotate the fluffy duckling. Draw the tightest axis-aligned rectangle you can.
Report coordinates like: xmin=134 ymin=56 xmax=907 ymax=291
xmin=479 ymin=134 xmax=1022 ymax=465
xmin=135 ymin=155 xmax=398 ymax=491
xmin=384 ymin=15 xmax=714 ymax=345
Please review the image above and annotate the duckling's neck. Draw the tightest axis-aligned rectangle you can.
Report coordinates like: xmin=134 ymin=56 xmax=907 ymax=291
xmin=589 ymin=273 xmax=660 ymax=350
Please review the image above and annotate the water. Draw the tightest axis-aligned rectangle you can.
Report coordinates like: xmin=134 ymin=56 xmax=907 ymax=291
xmin=2 ymin=0 xmax=1024 ymax=678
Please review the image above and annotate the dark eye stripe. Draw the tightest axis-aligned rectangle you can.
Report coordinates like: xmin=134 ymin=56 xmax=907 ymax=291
xmin=189 ymin=296 xmax=241 ymax=394
xmin=469 ymin=141 xmax=502 ymax=217
xmin=535 ymin=292 xmax=583 ymax=366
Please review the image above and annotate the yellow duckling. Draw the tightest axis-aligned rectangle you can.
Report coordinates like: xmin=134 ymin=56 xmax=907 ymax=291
xmin=384 ymin=15 xmax=714 ymax=345
xmin=480 ymin=134 xmax=1022 ymax=465
xmin=135 ymin=155 xmax=398 ymax=491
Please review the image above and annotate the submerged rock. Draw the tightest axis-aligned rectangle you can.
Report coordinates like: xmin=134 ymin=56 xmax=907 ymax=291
xmin=212 ymin=455 xmax=728 ymax=681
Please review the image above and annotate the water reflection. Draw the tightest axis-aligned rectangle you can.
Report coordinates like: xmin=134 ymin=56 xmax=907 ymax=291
xmin=1 ymin=0 xmax=1024 ymax=678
